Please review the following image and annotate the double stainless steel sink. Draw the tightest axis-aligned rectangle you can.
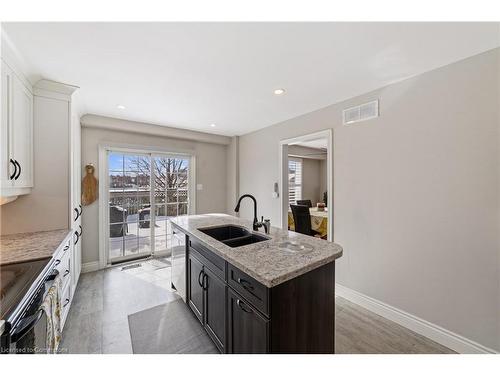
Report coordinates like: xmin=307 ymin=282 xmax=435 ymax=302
xmin=198 ymin=225 xmax=269 ymax=248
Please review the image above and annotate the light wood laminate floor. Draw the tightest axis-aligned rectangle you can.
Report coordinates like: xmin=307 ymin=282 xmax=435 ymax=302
xmin=60 ymin=260 xmax=454 ymax=354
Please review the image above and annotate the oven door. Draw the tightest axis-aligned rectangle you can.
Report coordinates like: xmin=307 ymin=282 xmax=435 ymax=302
xmin=8 ymin=271 xmax=57 ymax=354
xmin=9 ymin=309 xmax=47 ymax=354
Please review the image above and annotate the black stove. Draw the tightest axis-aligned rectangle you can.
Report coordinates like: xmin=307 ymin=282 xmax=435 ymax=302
xmin=1 ymin=258 xmax=51 ymax=322
xmin=1 ymin=257 xmax=57 ymax=354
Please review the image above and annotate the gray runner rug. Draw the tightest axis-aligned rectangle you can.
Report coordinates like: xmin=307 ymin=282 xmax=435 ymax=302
xmin=128 ymin=299 xmax=219 ymax=354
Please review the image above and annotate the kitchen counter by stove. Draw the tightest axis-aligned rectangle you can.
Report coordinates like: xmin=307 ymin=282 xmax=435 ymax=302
xmin=170 ymin=213 xmax=343 ymax=288
xmin=0 ymin=229 xmax=72 ymax=266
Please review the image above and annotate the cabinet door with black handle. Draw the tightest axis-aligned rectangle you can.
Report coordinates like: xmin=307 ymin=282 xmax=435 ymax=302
xmin=204 ymin=266 xmax=226 ymax=352
xmin=187 ymin=251 xmax=204 ymax=323
xmin=227 ymin=288 xmax=269 ymax=354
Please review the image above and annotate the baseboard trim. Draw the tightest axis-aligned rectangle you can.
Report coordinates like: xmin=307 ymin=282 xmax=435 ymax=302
xmin=335 ymin=283 xmax=498 ymax=354
xmin=81 ymin=261 xmax=100 ymax=273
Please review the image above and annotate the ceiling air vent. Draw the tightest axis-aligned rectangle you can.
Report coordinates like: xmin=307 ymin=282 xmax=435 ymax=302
xmin=343 ymin=100 xmax=379 ymax=125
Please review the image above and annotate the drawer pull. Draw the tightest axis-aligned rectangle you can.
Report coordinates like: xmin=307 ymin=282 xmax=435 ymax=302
xmin=14 ymin=160 xmax=21 ymax=180
xmin=9 ymin=159 xmax=17 ymax=180
xmin=237 ymin=277 xmax=254 ymax=291
xmin=202 ymin=273 xmax=208 ymax=291
xmin=63 ymin=270 xmax=70 ymax=277
xmin=63 ymin=298 xmax=70 ymax=307
xmin=198 ymin=269 xmax=204 ymax=288
xmin=63 ymin=245 xmax=70 ymax=252
xmin=54 ymin=260 xmax=61 ymax=266
xmin=236 ymin=299 xmax=252 ymax=313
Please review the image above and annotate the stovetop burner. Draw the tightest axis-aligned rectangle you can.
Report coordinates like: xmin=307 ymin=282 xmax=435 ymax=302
xmin=0 ymin=258 xmax=51 ymax=321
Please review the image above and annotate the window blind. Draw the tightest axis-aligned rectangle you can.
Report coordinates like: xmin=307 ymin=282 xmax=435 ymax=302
xmin=288 ymin=158 xmax=302 ymax=206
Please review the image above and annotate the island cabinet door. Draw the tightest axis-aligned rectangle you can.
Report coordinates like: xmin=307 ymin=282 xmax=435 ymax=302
xmin=187 ymin=251 xmax=204 ymax=323
xmin=227 ymin=288 xmax=269 ymax=354
xmin=203 ymin=267 xmax=226 ymax=352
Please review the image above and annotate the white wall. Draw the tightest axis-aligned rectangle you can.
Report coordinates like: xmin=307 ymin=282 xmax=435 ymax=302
xmin=81 ymin=124 xmax=229 ymax=264
xmin=226 ymin=136 xmax=239 ymax=214
xmin=300 ymin=158 xmax=322 ymax=204
xmin=238 ymin=48 xmax=500 ymax=351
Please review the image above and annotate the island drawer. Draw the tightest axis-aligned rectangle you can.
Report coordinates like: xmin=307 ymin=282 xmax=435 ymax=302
xmin=228 ymin=263 xmax=269 ymax=316
xmin=189 ymin=239 xmax=226 ymax=280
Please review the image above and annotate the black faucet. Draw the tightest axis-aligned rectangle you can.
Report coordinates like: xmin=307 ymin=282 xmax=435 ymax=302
xmin=234 ymin=194 xmax=261 ymax=231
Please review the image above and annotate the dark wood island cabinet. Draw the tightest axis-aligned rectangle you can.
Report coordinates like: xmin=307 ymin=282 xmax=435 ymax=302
xmin=184 ymin=235 xmax=337 ymax=354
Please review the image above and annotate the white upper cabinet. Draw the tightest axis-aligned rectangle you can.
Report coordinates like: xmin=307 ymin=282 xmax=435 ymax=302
xmin=1 ymin=59 xmax=33 ymax=197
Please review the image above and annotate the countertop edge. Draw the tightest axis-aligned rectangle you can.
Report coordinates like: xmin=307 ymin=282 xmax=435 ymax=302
xmin=0 ymin=229 xmax=73 ymax=266
xmin=171 ymin=220 xmax=342 ymax=288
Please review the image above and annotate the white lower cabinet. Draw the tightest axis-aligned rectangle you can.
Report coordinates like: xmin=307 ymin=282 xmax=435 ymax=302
xmin=53 ymin=234 xmax=75 ymax=331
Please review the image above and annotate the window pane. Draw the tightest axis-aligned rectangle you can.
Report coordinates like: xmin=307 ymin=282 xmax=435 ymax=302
xmin=154 ymin=190 xmax=165 ymax=203
xmin=109 ymin=205 xmax=125 ymax=223
xmin=178 ymin=203 xmax=188 ymax=216
xmin=138 ymin=206 xmax=151 ymax=222
xmin=137 ymin=172 xmax=150 ymax=190
xmin=109 ymin=236 xmax=123 ymax=259
xmin=166 ymin=204 xmax=177 ymax=217
xmin=109 ymin=171 xmax=123 ymax=190
xmin=178 ymin=189 xmax=188 ymax=203
xmin=125 ymin=205 xmax=139 ymax=220
xmin=125 ymin=238 xmax=139 ymax=255
xmin=177 ymin=172 xmax=188 ymax=187
xmin=155 ymin=235 xmax=167 ymax=252
xmin=155 ymin=204 xmax=166 ymax=218
xmin=124 ymin=155 xmax=139 ymax=171
xmin=138 ymin=221 xmax=150 ymax=237
xmin=123 ymin=172 xmax=137 ymax=189
xmin=154 ymin=157 xmax=166 ymax=176
xmin=138 ymin=236 xmax=151 ymax=253
xmin=110 ymin=223 xmax=126 ymax=238
xmin=137 ymin=191 xmax=150 ymax=208
xmin=108 ymin=153 xmax=124 ymax=171
xmin=166 ymin=189 xmax=177 ymax=203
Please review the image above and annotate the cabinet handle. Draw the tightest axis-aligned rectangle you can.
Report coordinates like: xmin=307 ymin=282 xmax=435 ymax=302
xmin=54 ymin=259 xmax=61 ymax=266
xmin=74 ymin=231 xmax=80 ymax=244
xmin=14 ymin=160 xmax=21 ymax=180
xmin=63 ymin=270 xmax=70 ymax=277
xmin=78 ymin=224 xmax=82 ymax=236
xmin=236 ymin=299 xmax=252 ymax=313
xmin=79 ymin=204 xmax=82 ymax=216
xmin=74 ymin=207 xmax=79 ymax=221
xmin=237 ymin=277 xmax=254 ymax=291
xmin=63 ymin=245 xmax=69 ymax=252
xmin=9 ymin=159 xmax=17 ymax=180
xmin=198 ymin=269 xmax=204 ymax=288
xmin=202 ymin=273 xmax=208 ymax=290
xmin=63 ymin=298 xmax=70 ymax=307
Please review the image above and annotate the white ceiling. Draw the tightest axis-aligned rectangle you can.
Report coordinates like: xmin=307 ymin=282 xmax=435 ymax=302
xmin=3 ymin=22 xmax=499 ymax=136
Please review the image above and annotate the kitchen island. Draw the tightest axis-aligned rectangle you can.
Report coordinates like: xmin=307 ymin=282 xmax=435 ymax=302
xmin=170 ymin=213 xmax=343 ymax=354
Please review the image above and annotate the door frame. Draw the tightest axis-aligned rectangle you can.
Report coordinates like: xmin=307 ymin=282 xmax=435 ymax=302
xmin=278 ymin=129 xmax=333 ymax=242
xmin=98 ymin=142 xmax=197 ymax=269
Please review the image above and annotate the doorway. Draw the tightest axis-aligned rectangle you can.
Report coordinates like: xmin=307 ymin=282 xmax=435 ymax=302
xmin=279 ymin=129 xmax=333 ymax=241
xmin=101 ymin=147 xmax=194 ymax=265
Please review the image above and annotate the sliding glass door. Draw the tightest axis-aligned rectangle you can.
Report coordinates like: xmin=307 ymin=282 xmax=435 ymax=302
xmin=107 ymin=150 xmax=191 ymax=264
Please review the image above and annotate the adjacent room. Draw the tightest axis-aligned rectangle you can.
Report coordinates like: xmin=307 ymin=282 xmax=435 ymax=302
xmin=1 ymin=21 xmax=499 ymax=358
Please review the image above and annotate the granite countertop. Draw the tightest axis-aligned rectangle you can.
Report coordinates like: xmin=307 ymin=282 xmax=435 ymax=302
xmin=0 ymin=229 xmax=72 ymax=266
xmin=170 ymin=214 xmax=343 ymax=287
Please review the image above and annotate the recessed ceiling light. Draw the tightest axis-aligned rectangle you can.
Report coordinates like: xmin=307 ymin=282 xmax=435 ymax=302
xmin=210 ymin=123 xmax=216 ymax=127
xmin=117 ymin=104 xmax=126 ymax=110
xmin=274 ymin=88 xmax=285 ymax=95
